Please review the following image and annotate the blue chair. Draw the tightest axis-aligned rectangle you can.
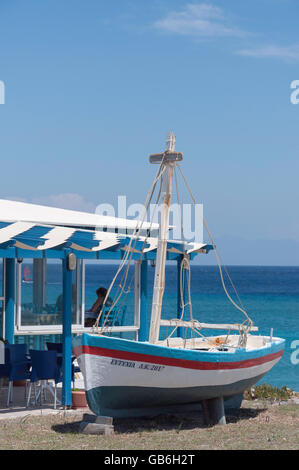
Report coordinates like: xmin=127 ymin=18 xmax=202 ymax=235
xmin=46 ymin=342 xmax=80 ymax=388
xmin=27 ymin=350 xmax=62 ymax=409
xmin=99 ymin=305 xmax=127 ymax=338
xmin=46 ymin=342 xmax=62 ymax=353
xmin=5 ymin=344 xmax=31 ymax=407
xmin=99 ymin=305 xmax=127 ymax=327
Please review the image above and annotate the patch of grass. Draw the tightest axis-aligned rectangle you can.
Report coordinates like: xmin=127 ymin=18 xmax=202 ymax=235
xmin=0 ymin=401 xmax=298 ymax=450
xmin=244 ymin=383 xmax=293 ymax=402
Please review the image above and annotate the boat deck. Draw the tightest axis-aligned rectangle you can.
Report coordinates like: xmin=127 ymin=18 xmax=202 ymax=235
xmin=157 ymin=334 xmax=273 ymax=352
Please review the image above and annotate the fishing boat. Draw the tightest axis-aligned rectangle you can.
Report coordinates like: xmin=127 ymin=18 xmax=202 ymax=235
xmin=73 ymin=133 xmax=285 ymax=421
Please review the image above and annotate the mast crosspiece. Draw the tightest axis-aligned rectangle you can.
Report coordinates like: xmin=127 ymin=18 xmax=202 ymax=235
xmin=149 ymin=132 xmax=183 ymax=165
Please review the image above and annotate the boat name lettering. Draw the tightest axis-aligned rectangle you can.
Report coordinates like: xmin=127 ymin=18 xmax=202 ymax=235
xmin=138 ymin=363 xmax=165 ymax=371
xmin=110 ymin=359 xmax=165 ymax=372
xmin=111 ymin=359 xmax=136 ymax=368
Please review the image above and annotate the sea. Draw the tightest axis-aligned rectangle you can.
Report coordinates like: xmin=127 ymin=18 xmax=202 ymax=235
xmin=84 ymin=264 xmax=299 ymax=392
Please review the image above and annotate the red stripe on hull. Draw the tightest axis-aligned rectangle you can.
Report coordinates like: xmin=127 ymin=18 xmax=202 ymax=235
xmin=73 ymin=345 xmax=283 ymax=371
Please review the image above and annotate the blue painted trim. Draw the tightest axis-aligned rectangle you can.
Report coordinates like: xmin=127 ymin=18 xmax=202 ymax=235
xmin=77 ymin=333 xmax=285 ymax=364
xmin=0 ymin=222 xmax=11 ymax=229
xmin=0 ymin=240 xmax=17 ymax=249
xmin=61 ymin=257 xmax=73 ymax=406
xmin=5 ymin=259 xmax=15 ymax=344
xmin=119 ymin=238 xmax=151 ymax=253
xmin=0 ymin=222 xmax=213 ymax=260
xmin=0 ymin=246 xmax=210 ymax=262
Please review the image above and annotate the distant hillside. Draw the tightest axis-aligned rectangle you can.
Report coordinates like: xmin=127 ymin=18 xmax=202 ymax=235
xmin=194 ymin=237 xmax=299 ymax=266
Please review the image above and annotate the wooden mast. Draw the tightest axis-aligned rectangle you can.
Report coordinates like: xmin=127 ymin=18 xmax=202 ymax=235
xmin=149 ymin=133 xmax=183 ymax=343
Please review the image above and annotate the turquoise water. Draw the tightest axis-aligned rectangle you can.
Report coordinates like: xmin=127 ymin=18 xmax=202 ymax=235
xmin=85 ymin=264 xmax=299 ymax=391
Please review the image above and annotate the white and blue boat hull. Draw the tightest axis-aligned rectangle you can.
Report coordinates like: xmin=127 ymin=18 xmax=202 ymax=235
xmin=73 ymin=333 xmax=284 ymax=417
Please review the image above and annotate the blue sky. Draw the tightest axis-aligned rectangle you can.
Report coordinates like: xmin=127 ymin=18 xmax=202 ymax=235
xmin=0 ymin=1 xmax=298 ymax=264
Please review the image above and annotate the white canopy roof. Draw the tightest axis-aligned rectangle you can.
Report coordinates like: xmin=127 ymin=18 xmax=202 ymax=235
xmin=0 ymin=199 xmax=159 ymax=232
xmin=0 ymin=200 xmax=212 ymax=256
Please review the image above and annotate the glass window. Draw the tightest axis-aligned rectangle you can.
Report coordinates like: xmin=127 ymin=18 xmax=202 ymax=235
xmin=47 ymin=260 xmax=84 ymax=325
xmin=17 ymin=258 xmax=84 ymax=329
xmin=19 ymin=260 xmax=37 ymax=326
xmin=45 ymin=260 xmax=62 ymax=325
xmin=84 ymin=261 xmax=134 ymax=335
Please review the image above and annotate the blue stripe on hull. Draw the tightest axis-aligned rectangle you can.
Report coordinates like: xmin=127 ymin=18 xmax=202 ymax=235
xmin=85 ymin=372 xmax=266 ymax=418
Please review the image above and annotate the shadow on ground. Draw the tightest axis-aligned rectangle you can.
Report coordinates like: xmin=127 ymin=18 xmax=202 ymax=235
xmin=52 ymin=407 xmax=267 ymax=435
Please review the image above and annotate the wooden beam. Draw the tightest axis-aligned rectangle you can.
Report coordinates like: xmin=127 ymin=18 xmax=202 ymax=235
xmin=160 ymin=319 xmax=258 ymax=332
xmin=14 ymin=325 xmax=139 ymax=335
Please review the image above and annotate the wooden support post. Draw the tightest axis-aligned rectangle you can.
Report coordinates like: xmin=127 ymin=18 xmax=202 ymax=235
xmin=79 ymin=414 xmax=114 ymax=435
xmin=202 ymin=396 xmax=226 ymax=426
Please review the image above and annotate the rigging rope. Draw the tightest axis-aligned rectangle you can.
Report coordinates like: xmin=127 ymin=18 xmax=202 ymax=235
xmin=175 ymin=162 xmax=253 ymax=330
xmin=99 ymin=173 xmax=165 ymax=333
xmin=93 ymin=158 xmax=167 ymax=332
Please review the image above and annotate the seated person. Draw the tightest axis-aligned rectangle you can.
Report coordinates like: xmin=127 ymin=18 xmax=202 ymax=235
xmin=85 ymin=287 xmax=112 ymax=327
xmin=55 ymin=284 xmax=77 ymax=314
